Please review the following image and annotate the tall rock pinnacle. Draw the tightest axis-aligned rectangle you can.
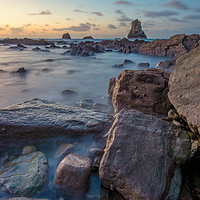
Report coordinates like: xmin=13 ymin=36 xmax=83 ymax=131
xmin=127 ymin=19 xmax=147 ymax=39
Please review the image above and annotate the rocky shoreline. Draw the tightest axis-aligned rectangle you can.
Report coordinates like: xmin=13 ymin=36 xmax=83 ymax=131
xmin=0 ymin=34 xmax=200 ymax=200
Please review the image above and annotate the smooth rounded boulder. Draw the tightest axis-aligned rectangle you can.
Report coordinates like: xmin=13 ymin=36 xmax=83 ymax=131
xmin=55 ymin=153 xmax=92 ymax=197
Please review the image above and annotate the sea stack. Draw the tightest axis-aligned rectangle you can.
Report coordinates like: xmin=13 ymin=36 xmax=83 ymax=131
xmin=62 ymin=33 xmax=71 ymax=39
xmin=127 ymin=19 xmax=147 ymax=39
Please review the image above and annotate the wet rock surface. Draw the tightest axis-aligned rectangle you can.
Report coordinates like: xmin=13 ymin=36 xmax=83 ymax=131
xmin=99 ymin=109 xmax=191 ymax=200
xmin=108 ymin=68 xmax=171 ymax=116
xmin=55 ymin=153 xmax=92 ymax=197
xmin=168 ymin=45 xmax=200 ymax=134
xmin=0 ymin=98 xmax=110 ymax=138
xmin=0 ymin=151 xmax=48 ymax=196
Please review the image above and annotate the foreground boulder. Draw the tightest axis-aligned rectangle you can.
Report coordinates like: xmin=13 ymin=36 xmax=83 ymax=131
xmin=0 ymin=151 xmax=48 ymax=196
xmin=108 ymin=68 xmax=171 ymax=116
xmin=99 ymin=109 xmax=191 ymax=200
xmin=55 ymin=153 xmax=92 ymax=196
xmin=0 ymin=98 xmax=110 ymax=138
xmin=127 ymin=19 xmax=147 ymax=39
xmin=168 ymin=45 xmax=200 ymax=134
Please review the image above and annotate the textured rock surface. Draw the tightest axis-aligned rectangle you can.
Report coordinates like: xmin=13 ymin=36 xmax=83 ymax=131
xmin=127 ymin=19 xmax=147 ymax=39
xmin=156 ymin=58 xmax=176 ymax=71
xmin=108 ymin=68 xmax=171 ymax=116
xmin=0 ymin=98 xmax=110 ymax=137
xmin=55 ymin=153 xmax=92 ymax=196
xmin=99 ymin=109 xmax=191 ymax=200
xmin=62 ymin=33 xmax=71 ymax=39
xmin=168 ymin=45 xmax=200 ymax=134
xmin=0 ymin=151 xmax=48 ymax=196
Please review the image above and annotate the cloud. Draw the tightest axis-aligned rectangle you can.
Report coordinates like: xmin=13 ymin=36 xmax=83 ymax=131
xmin=0 ymin=27 xmax=6 ymax=31
xmin=66 ymin=18 xmax=71 ymax=20
xmin=85 ymin=22 xmax=96 ymax=26
xmin=108 ymin=24 xmax=117 ymax=29
xmin=119 ymin=22 xmax=127 ymax=26
xmin=169 ymin=18 xmax=188 ymax=22
xmin=5 ymin=25 xmax=9 ymax=28
xmin=45 ymin=24 xmax=50 ymax=26
xmin=142 ymin=10 xmax=178 ymax=17
xmin=143 ymin=22 xmax=155 ymax=29
xmin=42 ymin=29 xmax=47 ymax=31
xmin=163 ymin=0 xmax=189 ymax=10
xmin=115 ymin=10 xmax=124 ymax=14
xmin=53 ymin=23 xmax=91 ymax=32
xmin=10 ymin=27 xmax=24 ymax=35
xmin=184 ymin=15 xmax=200 ymax=20
xmin=117 ymin=14 xmax=132 ymax=21
xmin=23 ymin=24 xmax=31 ymax=27
xmin=91 ymin=12 xmax=103 ymax=16
xmin=114 ymin=1 xmax=136 ymax=6
xmin=73 ymin=9 xmax=88 ymax=13
xmin=29 ymin=10 xmax=52 ymax=15
xmin=93 ymin=27 xmax=100 ymax=30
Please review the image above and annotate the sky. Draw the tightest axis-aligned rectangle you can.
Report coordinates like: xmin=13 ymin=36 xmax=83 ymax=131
xmin=0 ymin=0 xmax=200 ymax=39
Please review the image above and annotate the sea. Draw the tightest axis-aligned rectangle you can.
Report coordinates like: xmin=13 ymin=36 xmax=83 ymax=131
xmin=0 ymin=38 xmax=169 ymax=200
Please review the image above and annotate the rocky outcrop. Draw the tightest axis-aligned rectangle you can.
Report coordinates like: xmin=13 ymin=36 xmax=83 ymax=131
xmin=138 ymin=34 xmax=200 ymax=58
xmin=0 ymin=38 xmax=50 ymax=45
xmin=156 ymin=58 xmax=177 ymax=71
xmin=0 ymin=98 xmax=110 ymax=138
xmin=62 ymin=33 xmax=71 ymax=39
xmin=108 ymin=68 xmax=172 ymax=116
xmin=168 ymin=45 xmax=200 ymax=135
xmin=55 ymin=153 xmax=92 ymax=196
xmin=127 ymin=19 xmax=147 ymax=39
xmin=99 ymin=109 xmax=191 ymax=200
xmin=0 ymin=151 xmax=48 ymax=196
xmin=83 ymin=36 xmax=94 ymax=39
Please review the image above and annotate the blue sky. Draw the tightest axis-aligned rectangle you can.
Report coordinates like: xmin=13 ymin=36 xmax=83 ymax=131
xmin=0 ymin=0 xmax=200 ymax=38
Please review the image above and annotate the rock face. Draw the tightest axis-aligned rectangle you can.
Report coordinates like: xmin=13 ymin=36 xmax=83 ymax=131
xmin=168 ymin=45 xmax=200 ymax=134
xmin=62 ymin=33 xmax=71 ymax=39
xmin=127 ymin=19 xmax=147 ymax=39
xmin=108 ymin=68 xmax=172 ymax=116
xmin=55 ymin=153 xmax=92 ymax=196
xmin=83 ymin=36 xmax=94 ymax=39
xmin=99 ymin=109 xmax=191 ymax=200
xmin=0 ymin=151 xmax=48 ymax=196
xmin=0 ymin=98 xmax=110 ymax=138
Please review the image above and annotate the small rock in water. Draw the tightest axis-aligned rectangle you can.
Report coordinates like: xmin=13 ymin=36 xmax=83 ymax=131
xmin=17 ymin=43 xmax=27 ymax=49
xmin=12 ymin=67 xmax=28 ymax=74
xmin=54 ymin=153 xmax=92 ymax=196
xmin=22 ymin=145 xmax=37 ymax=155
xmin=61 ymin=89 xmax=78 ymax=95
xmin=43 ymin=59 xmax=54 ymax=62
xmin=0 ymin=151 xmax=48 ymax=196
xmin=123 ymin=59 xmax=134 ymax=64
xmin=137 ymin=62 xmax=150 ymax=67
xmin=112 ymin=64 xmax=124 ymax=68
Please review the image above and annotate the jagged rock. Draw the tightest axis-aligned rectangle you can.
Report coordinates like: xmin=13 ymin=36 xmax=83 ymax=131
xmin=168 ymin=45 xmax=200 ymax=134
xmin=62 ymin=33 xmax=71 ymax=39
xmin=156 ymin=58 xmax=176 ymax=71
xmin=12 ymin=67 xmax=28 ymax=74
xmin=83 ymin=36 xmax=94 ymax=39
xmin=17 ymin=43 xmax=27 ymax=48
xmin=55 ymin=153 xmax=92 ymax=196
xmin=0 ymin=98 xmax=110 ymax=138
xmin=123 ymin=59 xmax=134 ymax=64
xmin=108 ymin=68 xmax=172 ymax=116
xmin=127 ymin=19 xmax=147 ymax=39
xmin=99 ymin=109 xmax=191 ymax=200
xmin=0 ymin=151 xmax=48 ymax=196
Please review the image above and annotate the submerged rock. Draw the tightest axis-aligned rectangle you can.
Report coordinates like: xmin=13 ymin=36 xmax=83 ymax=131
xmin=137 ymin=62 xmax=150 ymax=67
xmin=0 ymin=151 xmax=48 ymax=196
xmin=127 ymin=19 xmax=147 ymax=39
xmin=108 ymin=68 xmax=172 ymax=116
xmin=168 ymin=45 xmax=200 ymax=134
xmin=55 ymin=153 xmax=92 ymax=196
xmin=61 ymin=89 xmax=78 ymax=95
xmin=99 ymin=109 xmax=191 ymax=200
xmin=0 ymin=98 xmax=110 ymax=137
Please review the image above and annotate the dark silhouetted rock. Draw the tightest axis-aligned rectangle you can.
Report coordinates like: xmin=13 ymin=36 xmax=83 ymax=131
xmin=62 ymin=33 xmax=71 ymax=39
xmin=123 ymin=59 xmax=134 ymax=64
xmin=55 ymin=153 xmax=92 ymax=197
xmin=0 ymin=38 xmax=50 ymax=45
xmin=168 ymin=45 xmax=200 ymax=134
xmin=0 ymin=151 xmax=48 ymax=196
xmin=112 ymin=64 xmax=124 ymax=68
xmin=61 ymin=89 xmax=78 ymax=95
xmin=99 ymin=109 xmax=191 ymax=200
xmin=32 ymin=47 xmax=50 ymax=52
xmin=0 ymin=98 xmax=110 ymax=137
xmin=13 ymin=67 xmax=27 ymax=73
xmin=137 ymin=62 xmax=150 ymax=67
xmin=83 ymin=36 xmax=94 ymax=39
xmin=108 ymin=68 xmax=172 ymax=116
xmin=17 ymin=43 xmax=27 ymax=48
xmin=127 ymin=19 xmax=147 ymax=39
